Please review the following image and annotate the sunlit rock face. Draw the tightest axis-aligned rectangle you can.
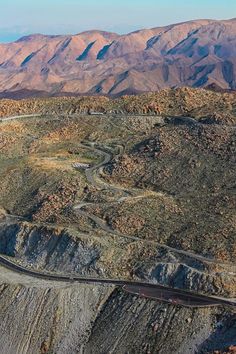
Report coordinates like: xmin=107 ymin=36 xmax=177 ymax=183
xmin=0 ymin=19 xmax=236 ymax=97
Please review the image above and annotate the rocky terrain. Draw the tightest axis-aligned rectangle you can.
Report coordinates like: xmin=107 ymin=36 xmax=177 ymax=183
xmin=0 ymin=87 xmax=236 ymax=124
xmin=0 ymin=90 xmax=236 ymax=353
xmin=0 ymin=19 xmax=236 ymax=97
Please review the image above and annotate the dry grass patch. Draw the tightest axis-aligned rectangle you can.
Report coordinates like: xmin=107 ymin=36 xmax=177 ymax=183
xmin=28 ymin=149 xmax=92 ymax=172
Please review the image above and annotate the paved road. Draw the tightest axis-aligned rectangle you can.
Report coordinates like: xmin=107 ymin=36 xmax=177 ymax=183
xmin=0 ymin=255 xmax=235 ymax=308
xmin=0 ymin=114 xmax=41 ymax=122
xmin=1 ymin=114 xmax=236 ymax=307
xmin=78 ymin=142 xmax=130 ymax=194
xmin=74 ymin=143 xmax=236 ymax=269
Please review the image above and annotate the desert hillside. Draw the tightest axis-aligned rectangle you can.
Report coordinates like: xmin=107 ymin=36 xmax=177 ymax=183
xmin=0 ymin=89 xmax=235 ymax=353
xmin=0 ymin=87 xmax=236 ymax=126
xmin=0 ymin=19 xmax=236 ymax=97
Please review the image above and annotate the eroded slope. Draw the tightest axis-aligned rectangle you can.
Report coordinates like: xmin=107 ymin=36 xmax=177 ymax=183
xmin=0 ymin=108 xmax=235 ymax=353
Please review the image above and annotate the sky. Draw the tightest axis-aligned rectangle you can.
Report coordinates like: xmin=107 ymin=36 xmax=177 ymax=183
xmin=0 ymin=0 xmax=235 ymax=42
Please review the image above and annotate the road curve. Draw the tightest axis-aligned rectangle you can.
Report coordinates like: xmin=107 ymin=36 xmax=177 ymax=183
xmin=0 ymin=255 xmax=235 ymax=308
xmin=74 ymin=143 xmax=236 ymax=270
xmin=1 ymin=114 xmax=236 ymax=307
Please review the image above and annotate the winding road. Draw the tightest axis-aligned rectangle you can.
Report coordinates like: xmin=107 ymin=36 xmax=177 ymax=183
xmin=1 ymin=113 xmax=236 ymax=308
xmin=74 ymin=142 xmax=236 ymax=269
xmin=0 ymin=254 xmax=235 ymax=308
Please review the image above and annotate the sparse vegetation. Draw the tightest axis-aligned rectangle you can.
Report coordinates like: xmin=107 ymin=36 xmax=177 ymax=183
xmin=1 ymin=87 xmax=236 ymax=125
xmin=0 ymin=89 xmax=236 ymax=354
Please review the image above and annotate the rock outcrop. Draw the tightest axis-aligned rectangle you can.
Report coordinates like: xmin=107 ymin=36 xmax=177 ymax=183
xmin=0 ymin=19 xmax=236 ymax=96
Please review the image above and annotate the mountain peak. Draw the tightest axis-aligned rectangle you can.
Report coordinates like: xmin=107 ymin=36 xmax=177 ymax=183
xmin=16 ymin=33 xmax=62 ymax=42
xmin=0 ymin=18 xmax=235 ymax=97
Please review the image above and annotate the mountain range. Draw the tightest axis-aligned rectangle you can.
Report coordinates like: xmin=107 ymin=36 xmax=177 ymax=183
xmin=0 ymin=18 xmax=235 ymax=97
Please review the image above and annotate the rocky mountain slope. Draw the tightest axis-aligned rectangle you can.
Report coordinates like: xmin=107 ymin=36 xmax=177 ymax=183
xmin=0 ymin=19 xmax=236 ymax=97
xmin=0 ymin=87 xmax=236 ymax=124
xmin=0 ymin=93 xmax=236 ymax=352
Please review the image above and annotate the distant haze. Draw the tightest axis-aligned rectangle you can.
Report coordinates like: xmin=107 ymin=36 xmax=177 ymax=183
xmin=0 ymin=18 xmax=236 ymax=97
xmin=0 ymin=0 xmax=235 ymax=42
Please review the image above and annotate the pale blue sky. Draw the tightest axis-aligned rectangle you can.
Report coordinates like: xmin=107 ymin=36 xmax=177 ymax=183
xmin=0 ymin=0 xmax=235 ymax=42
